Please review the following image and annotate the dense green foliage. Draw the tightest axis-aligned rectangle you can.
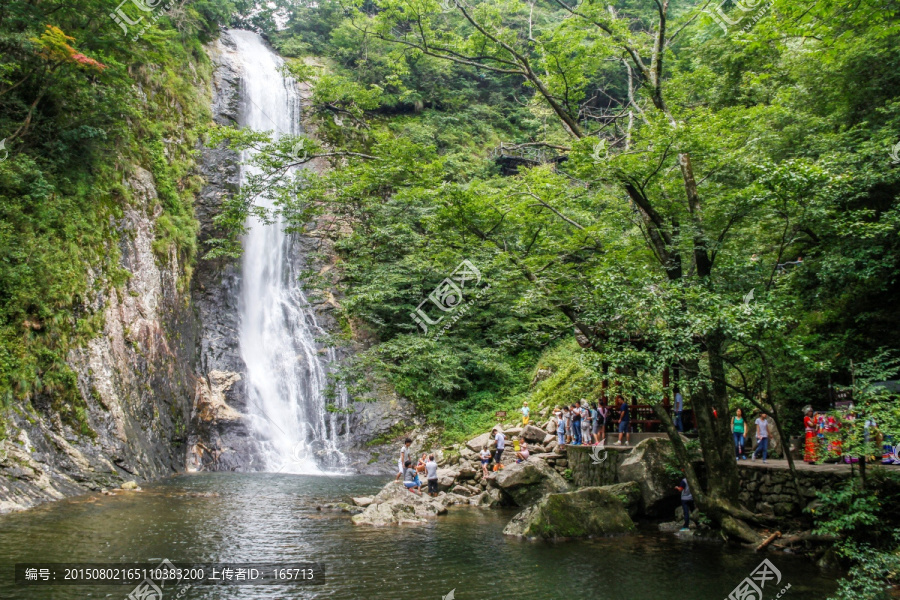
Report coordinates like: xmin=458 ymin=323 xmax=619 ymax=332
xmin=207 ymin=0 xmax=900 ymax=588
xmin=813 ymin=469 xmax=900 ymax=599
xmin=214 ymin=0 xmax=900 ymax=439
xmin=0 ymin=1 xmax=232 ymax=421
xmin=2 ymin=0 xmax=899 ymax=591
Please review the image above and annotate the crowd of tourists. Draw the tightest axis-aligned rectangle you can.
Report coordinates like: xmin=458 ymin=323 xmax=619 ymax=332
xmin=394 ymin=423 xmax=534 ymax=494
xmin=551 ymin=398 xmax=632 ymax=448
xmin=392 ymin=396 xmax=889 ymax=497
xmin=394 ymin=439 xmax=442 ymax=496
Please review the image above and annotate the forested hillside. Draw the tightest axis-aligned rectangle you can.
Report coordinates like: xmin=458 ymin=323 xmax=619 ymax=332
xmin=1 ymin=0 xmax=899 ymax=594
xmin=209 ymin=0 xmax=900 ymax=439
xmin=206 ymin=1 xmax=900 ymax=591
xmin=0 ymin=0 xmax=237 ymax=420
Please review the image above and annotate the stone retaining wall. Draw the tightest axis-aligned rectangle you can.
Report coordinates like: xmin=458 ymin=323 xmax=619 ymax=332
xmin=737 ymin=465 xmax=850 ymax=516
xmin=567 ymin=445 xmax=630 ymax=488
xmin=568 ymin=441 xmax=851 ymax=517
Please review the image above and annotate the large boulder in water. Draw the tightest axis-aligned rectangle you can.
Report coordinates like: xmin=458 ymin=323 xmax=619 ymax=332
xmin=598 ymin=482 xmax=642 ymax=519
xmin=351 ymin=481 xmax=449 ymax=526
xmin=503 ymin=487 xmax=635 ymax=539
xmin=470 ymin=487 xmax=505 ymax=508
xmin=618 ymin=438 xmax=679 ymax=515
xmin=491 ymin=458 xmax=571 ymax=506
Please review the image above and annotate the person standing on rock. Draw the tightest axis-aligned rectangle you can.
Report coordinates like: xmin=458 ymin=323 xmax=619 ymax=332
xmin=563 ymin=405 xmax=572 ymax=445
xmin=480 ymin=445 xmax=492 ymax=478
xmin=588 ymin=402 xmax=599 ymax=445
xmin=492 ymin=428 xmax=506 ymax=472
xmin=580 ymin=400 xmax=592 ymax=447
xmin=521 ymin=401 xmax=530 ymax=426
xmin=556 ymin=407 xmax=567 ymax=449
xmin=615 ymin=398 xmax=631 ymax=446
xmin=396 ymin=438 xmax=413 ymax=481
xmin=675 ymin=474 xmax=693 ymax=531
xmin=595 ymin=401 xmax=607 ymax=445
xmin=570 ymin=403 xmax=582 ymax=445
xmin=732 ymin=408 xmax=747 ymax=460
xmin=752 ymin=412 xmax=769 ymax=463
xmin=425 ymin=454 xmax=439 ymax=497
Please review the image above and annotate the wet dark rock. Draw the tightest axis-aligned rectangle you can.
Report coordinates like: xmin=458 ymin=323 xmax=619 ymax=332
xmin=0 ymin=163 xmax=198 ymax=513
xmin=503 ymin=487 xmax=635 ymax=539
xmin=618 ymin=438 xmax=680 ymax=516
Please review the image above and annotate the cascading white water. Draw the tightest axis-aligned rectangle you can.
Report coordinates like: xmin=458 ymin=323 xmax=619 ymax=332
xmin=230 ymin=29 xmax=349 ymax=474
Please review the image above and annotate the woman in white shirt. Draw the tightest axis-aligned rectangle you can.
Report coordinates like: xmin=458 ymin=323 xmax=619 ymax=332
xmin=479 ymin=446 xmax=491 ymax=478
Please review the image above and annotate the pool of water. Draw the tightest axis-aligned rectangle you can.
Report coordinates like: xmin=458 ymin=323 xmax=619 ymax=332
xmin=0 ymin=474 xmax=838 ymax=599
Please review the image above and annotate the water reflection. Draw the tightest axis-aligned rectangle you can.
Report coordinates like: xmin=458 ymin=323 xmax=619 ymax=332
xmin=0 ymin=474 xmax=837 ymax=599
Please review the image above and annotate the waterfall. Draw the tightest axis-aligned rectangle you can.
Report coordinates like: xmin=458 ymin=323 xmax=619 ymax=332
xmin=230 ymin=29 xmax=349 ymax=474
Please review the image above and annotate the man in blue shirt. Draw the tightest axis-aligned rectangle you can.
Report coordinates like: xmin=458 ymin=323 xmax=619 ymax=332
xmin=615 ymin=399 xmax=630 ymax=446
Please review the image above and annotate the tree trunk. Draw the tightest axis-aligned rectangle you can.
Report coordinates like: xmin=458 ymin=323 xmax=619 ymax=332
xmin=652 ymin=396 xmax=762 ymax=544
xmin=683 ymin=345 xmax=741 ymax=508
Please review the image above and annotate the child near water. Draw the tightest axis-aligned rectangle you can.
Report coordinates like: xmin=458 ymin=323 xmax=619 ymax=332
xmin=480 ymin=445 xmax=491 ymax=478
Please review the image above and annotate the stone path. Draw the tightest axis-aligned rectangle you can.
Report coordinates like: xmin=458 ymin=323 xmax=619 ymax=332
xmin=736 ymin=458 xmax=854 ymax=474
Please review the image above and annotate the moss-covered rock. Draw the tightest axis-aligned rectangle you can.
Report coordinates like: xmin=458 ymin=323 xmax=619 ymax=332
xmin=503 ymin=487 xmax=635 ymax=539
xmin=599 ymin=481 xmax=642 ymax=518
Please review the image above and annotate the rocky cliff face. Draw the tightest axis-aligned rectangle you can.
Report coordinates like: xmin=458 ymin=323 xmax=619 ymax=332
xmin=0 ymin=166 xmax=197 ymax=513
xmin=187 ymin=31 xmax=418 ymax=475
xmin=0 ymin=33 xmax=418 ymax=513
